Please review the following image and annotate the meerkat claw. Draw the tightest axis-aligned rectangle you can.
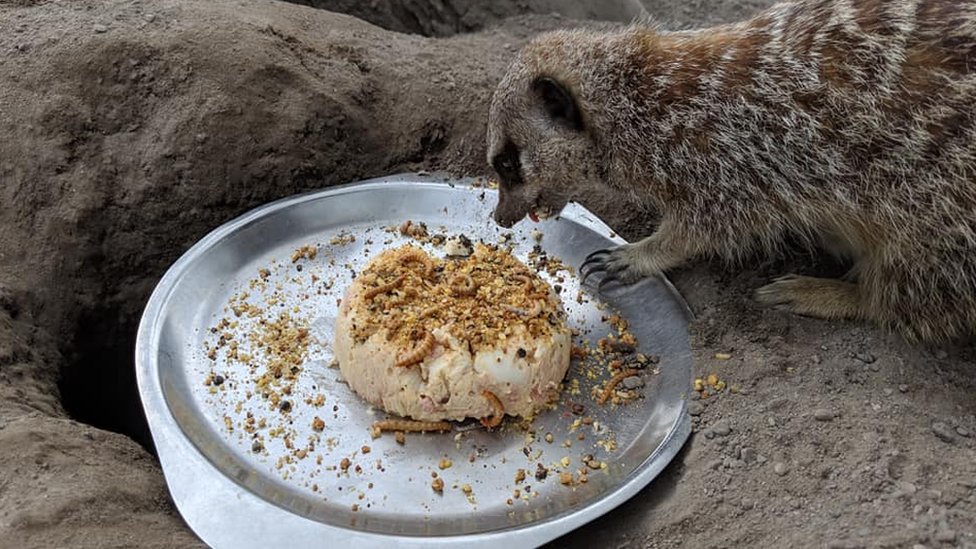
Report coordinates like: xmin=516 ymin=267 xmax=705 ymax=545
xmin=580 ymin=248 xmax=613 ymax=282
xmin=580 ymin=245 xmax=652 ymax=288
xmin=582 ymin=248 xmax=612 ymax=266
xmin=597 ymin=273 xmax=626 ymax=292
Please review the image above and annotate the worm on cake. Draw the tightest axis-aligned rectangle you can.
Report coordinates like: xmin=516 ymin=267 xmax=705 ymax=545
xmin=480 ymin=390 xmax=505 ymax=429
xmin=395 ymin=330 xmax=435 ymax=368
xmin=397 ymin=248 xmax=435 ymax=277
xmin=372 ymin=419 xmax=452 ymax=433
xmin=450 ymin=273 xmax=477 ymax=296
xmin=503 ymin=300 xmax=543 ymax=318
xmin=511 ymin=273 xmax=535 ymax=293
xmin=362 ymin=275 xmax=405 ymax=300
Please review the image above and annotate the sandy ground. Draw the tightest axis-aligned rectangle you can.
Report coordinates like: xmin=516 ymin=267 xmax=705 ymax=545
xmin=0 ymin=0 xmax=973 ymax=547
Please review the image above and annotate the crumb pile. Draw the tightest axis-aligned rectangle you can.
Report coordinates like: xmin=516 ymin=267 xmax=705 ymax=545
xmin=334 ymin=244 xmax=573 ymax=423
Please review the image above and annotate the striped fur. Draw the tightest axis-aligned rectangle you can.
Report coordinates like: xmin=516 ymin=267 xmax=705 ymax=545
xmin=487 ymin=0 xmax=976 ymax=342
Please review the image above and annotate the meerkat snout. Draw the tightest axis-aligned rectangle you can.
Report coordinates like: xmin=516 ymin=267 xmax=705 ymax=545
xmin=487 ymin=54 xmax=601 ymax=227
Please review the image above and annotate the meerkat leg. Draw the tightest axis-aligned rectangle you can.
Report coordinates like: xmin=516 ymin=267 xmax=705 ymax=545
xmin=581 ymin=223 xmax=692 ymax=287
xmin=755 ymin=275 xmax=863 ymax=320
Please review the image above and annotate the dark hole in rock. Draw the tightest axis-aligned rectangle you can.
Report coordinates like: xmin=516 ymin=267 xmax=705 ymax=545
xmin=58 ymin=304 xmax=154 ymax=452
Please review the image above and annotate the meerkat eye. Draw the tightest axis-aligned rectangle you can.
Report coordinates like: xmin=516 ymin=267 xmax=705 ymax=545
xmin=492 ymin=140 xmax=523 ymax=186
xmin=532 ymin=77 xmax=583 ymax=131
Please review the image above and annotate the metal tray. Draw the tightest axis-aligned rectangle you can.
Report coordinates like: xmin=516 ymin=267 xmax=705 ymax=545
xmin=136 ymin=174 xmax=692 ymax=548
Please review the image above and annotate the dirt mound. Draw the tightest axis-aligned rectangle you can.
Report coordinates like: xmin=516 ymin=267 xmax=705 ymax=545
xmin=640 ymin=0 xmax=776 ymax=28
xmin=283 ymin=0 xmax=645 ymax=36
xmin=1 ymin=0 xmax=974 ymax=547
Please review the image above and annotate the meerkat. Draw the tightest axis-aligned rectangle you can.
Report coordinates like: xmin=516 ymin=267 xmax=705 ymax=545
xmin=486 ymin=0 xmax=976 ymax=343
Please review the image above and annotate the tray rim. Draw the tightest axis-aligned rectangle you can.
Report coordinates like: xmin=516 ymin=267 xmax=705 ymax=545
xmin=135 ymin=173 xmax=692 ymax=548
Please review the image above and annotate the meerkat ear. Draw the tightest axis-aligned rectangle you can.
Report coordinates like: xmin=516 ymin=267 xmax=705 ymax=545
xmin=532 ymin=77 xmax=583 ymax=131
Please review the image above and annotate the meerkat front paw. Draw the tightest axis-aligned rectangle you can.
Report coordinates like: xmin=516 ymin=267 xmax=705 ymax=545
xmin=580 ymin=243 xmax=660 ymax=288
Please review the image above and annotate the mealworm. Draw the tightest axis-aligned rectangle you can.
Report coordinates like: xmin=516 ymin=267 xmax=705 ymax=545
xmin=503 ymin=301 xmax=543 ymax=318
xmin=399 ymin=220 xmax=428 ymax=238
xmin=362 ymin=275 xmax=405 ymax=300
xmin=450 ymin=272 xmax=476 ymax=296
xmin=398 ymin=248 xmax=435 ymax=277
xmin=372 ymin=419 xmax=452 ymax=433
xmin=597 ymin=368 xmax=641 ymax=405
xmin=480 ymin=390 xmax=504 ymax=429
xmin=510 ymin=273 xmax=535 ymax=293
xmin=395 ymin=330 xmax=435 ymax=367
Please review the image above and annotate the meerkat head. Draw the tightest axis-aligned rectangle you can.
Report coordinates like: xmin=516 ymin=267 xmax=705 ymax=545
xmin=486 ymin=32 xmax=606 ymax=228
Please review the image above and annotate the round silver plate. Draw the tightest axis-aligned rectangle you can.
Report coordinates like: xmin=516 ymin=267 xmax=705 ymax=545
xmin=136 ymin=174 xmax=693 ymax=548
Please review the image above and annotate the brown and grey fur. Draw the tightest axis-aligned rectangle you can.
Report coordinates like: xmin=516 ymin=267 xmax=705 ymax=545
xmin=486 ymin=0 xmax=976 ymax=343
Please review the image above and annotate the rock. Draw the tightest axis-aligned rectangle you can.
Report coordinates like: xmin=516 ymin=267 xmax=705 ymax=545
xmin=766 ymin=416 xmax=777 ymax=427
xmin=813 ymin=408 xmax=836 ymax=422
xmin=932 ymin=422 xmax=956 ymax=443
xmin=853 ymin=352 xmax=876 ymax=364
xmin=93 ymin=24 xmax=109 ymax=33
xmin=934 ymin=528 xmax=956 ymax=543
xmin=707 ymin=459 xmax=723 ymax=471
xmin=622 ymin=375 xmax=644 ymax=389
xmin=899 ymin=384 xmax=910 ymax=393
xmin=741 ymin=447 xmax=757 ymax=464
xmin=895 ymin=481 xmax=917 ymax=495
xmin=883 ymin=388 xmax=894 ymax=396
xmin=688 ymin=402 xmax=704 ymax=416
xmin=711 ymin=420 xmax=732 ymax=437
xmin=773 ymin=462 xmax=788 ymax=476
xmin=935 ymin=349 xmax=949 ymax=360
xmin=956 ymin=426 xmax=970 ymax=438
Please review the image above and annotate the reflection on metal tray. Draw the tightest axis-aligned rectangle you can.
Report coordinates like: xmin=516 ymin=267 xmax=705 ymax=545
xmin=136 ymin=174 xmax=693 ymax=548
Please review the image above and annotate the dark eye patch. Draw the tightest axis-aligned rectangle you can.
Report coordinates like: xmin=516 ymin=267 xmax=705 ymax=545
xmin=492 ymin=140 xmax=523 ymax=187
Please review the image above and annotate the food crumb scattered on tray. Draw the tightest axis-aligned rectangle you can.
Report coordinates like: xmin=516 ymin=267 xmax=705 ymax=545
xmin=198 ymin=220 xmax=662 ymax=513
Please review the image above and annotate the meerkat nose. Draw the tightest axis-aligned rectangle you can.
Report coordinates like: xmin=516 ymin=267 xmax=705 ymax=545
xmin=492 ymin=208 xmax=517 ymax=228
